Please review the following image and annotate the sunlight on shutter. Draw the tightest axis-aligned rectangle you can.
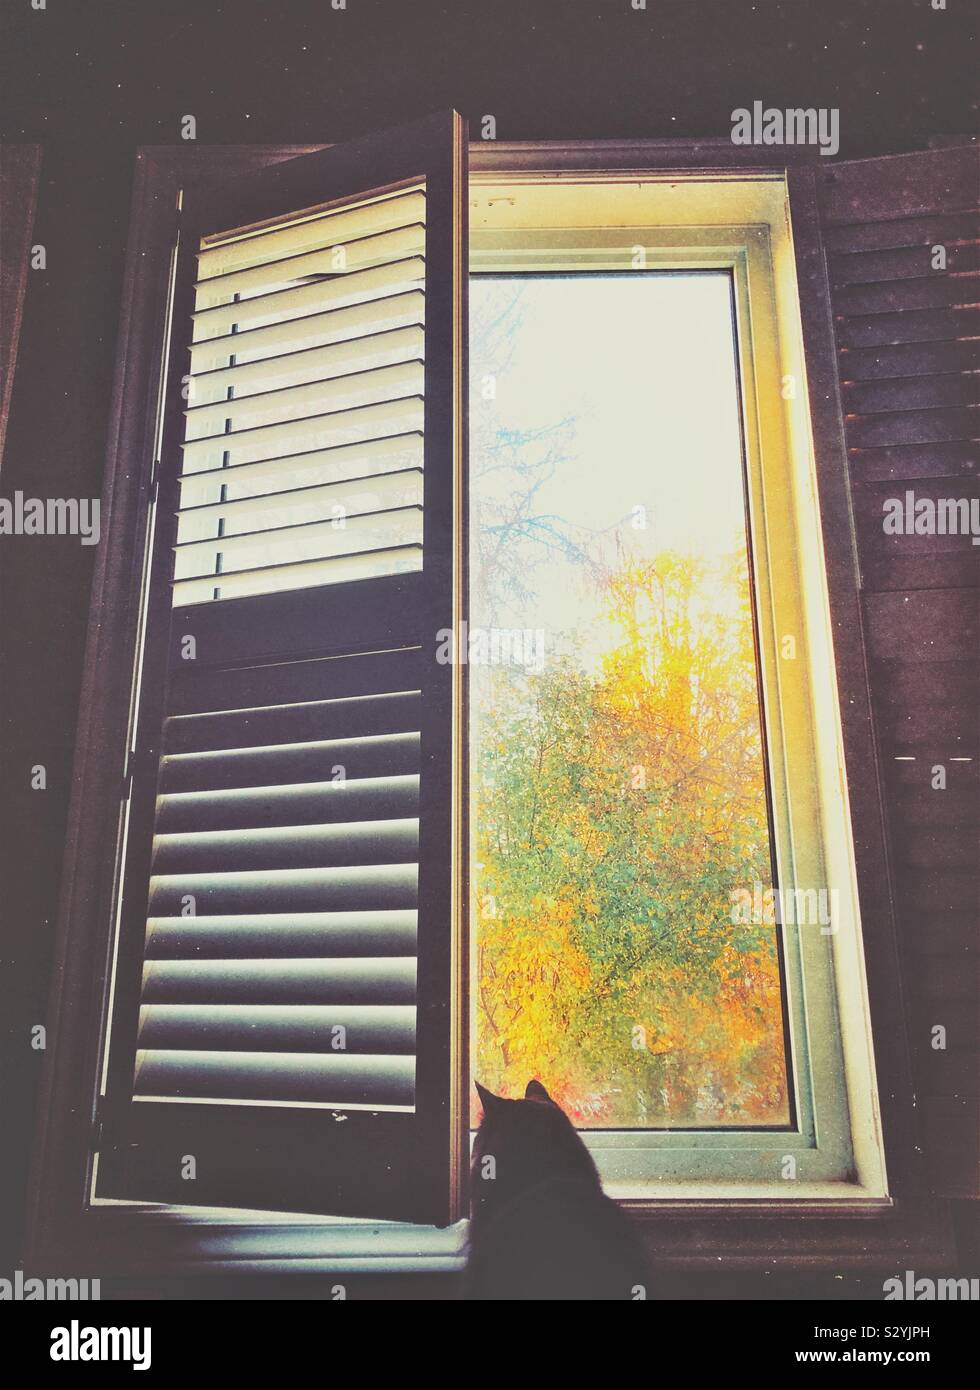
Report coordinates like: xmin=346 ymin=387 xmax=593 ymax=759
xmin=135 ymin=185 xmax=433 ymax=1112
xmin=135 ymin=667 xmax=422 ymax=1110
xmin=174 ymin=187 xmax=427 ymax=605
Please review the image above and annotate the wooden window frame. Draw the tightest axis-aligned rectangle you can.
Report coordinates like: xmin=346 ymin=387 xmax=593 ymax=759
xmin=469 ymin=205 xmax=869 ymax=1193
xmin=0 ymin=143 xmax=42 ymax=470
xmin=26 ymin=138 xmax=947 ymax=1278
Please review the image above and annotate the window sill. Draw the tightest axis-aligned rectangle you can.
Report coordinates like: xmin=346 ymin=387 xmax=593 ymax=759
xmin=29 ymin=1179 xmax=945 ymax=1281
xmin=100 ymin=1208 xmax=473 ymax=1276
xmin=608 ymin=1179 xmax=890 ymax=1210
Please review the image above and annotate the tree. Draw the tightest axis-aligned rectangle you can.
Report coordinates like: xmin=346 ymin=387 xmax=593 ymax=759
xmin=473 ymin=550 xmax=789 ymax=1127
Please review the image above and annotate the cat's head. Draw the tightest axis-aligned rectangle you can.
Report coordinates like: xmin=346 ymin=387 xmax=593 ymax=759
xmin=470 ymin=1079 xmax=599 ymax=1230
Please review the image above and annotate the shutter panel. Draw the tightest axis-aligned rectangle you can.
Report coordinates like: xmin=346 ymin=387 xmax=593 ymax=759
xmin=95 ymin=112 xmax=468 ymax=1223
xmin=820 ymin=146 xmax=979 ymax=1199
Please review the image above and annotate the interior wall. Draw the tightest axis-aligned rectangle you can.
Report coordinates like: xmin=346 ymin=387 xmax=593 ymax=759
xmin=1 ymin=0 xmax=976 ymax=1294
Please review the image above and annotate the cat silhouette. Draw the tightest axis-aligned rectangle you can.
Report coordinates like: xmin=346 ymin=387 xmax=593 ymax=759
xmin=466 ymin=1079 xmax=650 ymax=1300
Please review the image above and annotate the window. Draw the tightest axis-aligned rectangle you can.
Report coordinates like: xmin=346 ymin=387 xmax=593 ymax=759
xmin=29 ymin=122 xmax=892 ymax=1270
xmin=464 ymin=177 xmax=884 ymax=1194
xmin=469 ymin=270 xmax=792 ymax=1132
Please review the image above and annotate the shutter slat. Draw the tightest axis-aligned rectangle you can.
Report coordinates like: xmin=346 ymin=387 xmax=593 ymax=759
xmin=840 ymin=339 xmax=979 ymax=382
xmin=133 ymin=1049 xmax=415 ymax=1106
xmin=836 ymin=305 xmax=980 ymax=348
xmin=168 ymin=646 xmax=423 ymax=714
xmin=160 ymin=731 xmax=420 ymax=791
xmin=196 ymin=188 xmax=426 ymax=280
xmin=173 ymin=503 xmax=423 ymax=579
xmin=830 ymin=242 xmax=979 ymax=288
xmin=163 ymin=691 xmax=421 ymax=753
xmin=138 ymin=1004 xmax=417 ymax=1053
xmin=156 ymin=773 xmax=419 ymax=831
xmin=179 ymin=597 xmax=425 ymax=667
xmin=843 ymin=372 xmax=978 ymax=414
xmin=187 ymin=289 xmax=425 ymax=374
xmin=176 ymin=467 xmax=423 ymax=539
xmin=831 ymin=273 xmax=978 ymax=317
xmin=177 ymin=433 xmax=423 ymax=509
xmin=190 ymin=255 xmax=425 ymax=341
xmin=192 ymin=224 xmax=425 ymax=310
xmin=183 ymin=360 xmax=425 ymax=440
xmin=141 ymin=956 xmax=417 ymax=1003
xmin=823 ymin=209 xmax=978 ymax=255
xmin=151 ymin=816 xmax=420 ymax=874
xmin=190 ymin=324 xmax=425 ymax=405
xmin=144 ymin=910 xmax=418 ymax=959
xmin=845 ymin=405 xmax=977 ymax=449
xmin=147 ymin=863 xmax=418 ymax=915
xmin=173 ymin=541 xmax=422 ymax=605
xmin=180 ymin=394 xmax=424 ymax=471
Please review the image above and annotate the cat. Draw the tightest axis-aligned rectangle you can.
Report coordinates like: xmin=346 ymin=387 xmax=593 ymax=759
xmin=465 ymin=1079 xmax=650 ymax=1301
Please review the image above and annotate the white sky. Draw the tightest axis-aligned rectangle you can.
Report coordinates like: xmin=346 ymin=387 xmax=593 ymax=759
xmin=469 ymin=273 xmax=750 ymax=649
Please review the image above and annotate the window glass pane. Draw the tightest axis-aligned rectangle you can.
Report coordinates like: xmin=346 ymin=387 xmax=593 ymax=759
xmin=469 ymin=272 xmax=791 ymax=1129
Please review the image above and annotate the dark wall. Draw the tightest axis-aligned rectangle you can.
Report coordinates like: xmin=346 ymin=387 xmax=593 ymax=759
xmin=1 ymin=0 xmax=976 ymax=1292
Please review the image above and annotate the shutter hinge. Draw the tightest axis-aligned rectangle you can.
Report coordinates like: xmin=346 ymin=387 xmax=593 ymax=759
xmin=122 ymin=743 xmax=155 ymax=796
xmin=123 ymin=744 xmax=159 ymax=798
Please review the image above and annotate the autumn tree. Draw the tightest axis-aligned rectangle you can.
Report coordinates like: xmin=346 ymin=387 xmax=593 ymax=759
xmin=473 ymin=550 xmax=789 ymax=1127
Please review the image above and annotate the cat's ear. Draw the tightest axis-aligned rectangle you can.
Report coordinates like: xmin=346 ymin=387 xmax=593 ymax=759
xmin=525 ymin=1079 xmax=553 ymax=1104
xmin=475 ymin=1080 xmax=503 ymax=1115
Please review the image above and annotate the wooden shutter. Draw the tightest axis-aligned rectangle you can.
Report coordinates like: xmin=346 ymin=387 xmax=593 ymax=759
xmin=819 ymin=145 xmax=978 ymax=1198
xmin=95 ymin=112 xmax=468 ymax=1223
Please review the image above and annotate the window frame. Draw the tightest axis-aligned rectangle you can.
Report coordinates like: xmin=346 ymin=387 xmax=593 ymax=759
xmin=27 ymin=139 xmax=929 ymax=1279
xmin=466 ymin=194 xmax=878 ymax=1195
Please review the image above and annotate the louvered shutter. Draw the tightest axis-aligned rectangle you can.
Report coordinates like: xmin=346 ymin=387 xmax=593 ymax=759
xmin=95 ymin=112 xmax=468 ymax=1223
xmin=819 ymin=145 xmax=979 ymax=1199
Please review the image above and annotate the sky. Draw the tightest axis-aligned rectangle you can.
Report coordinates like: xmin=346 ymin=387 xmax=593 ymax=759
xmin=469 ymin=272 xmax=752 ymax=656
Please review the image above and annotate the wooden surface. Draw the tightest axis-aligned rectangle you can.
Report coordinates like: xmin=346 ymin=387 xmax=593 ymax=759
xmin=821 ymin=145 xmax=979 ymax=1198
xmin=0 ymin=144 xmax=41 ymax=470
